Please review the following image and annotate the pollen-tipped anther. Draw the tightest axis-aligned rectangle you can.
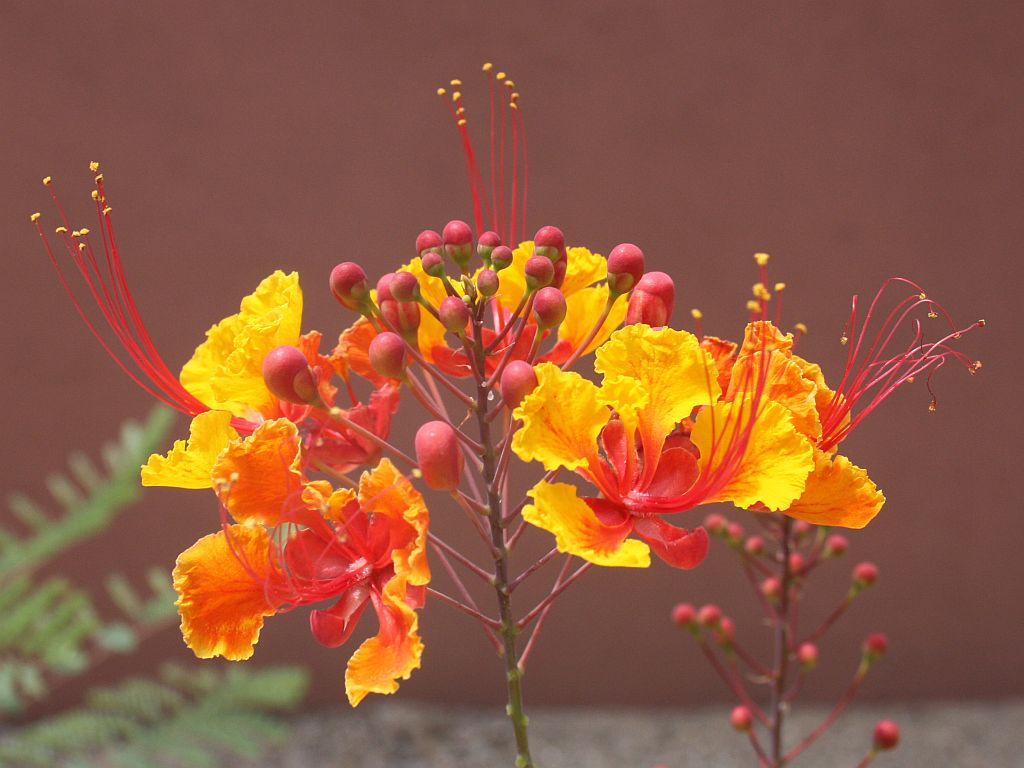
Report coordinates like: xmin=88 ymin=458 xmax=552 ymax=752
xmin=439 ymin=295 xmax=471 ymax=334
xmin=262 ymin=345 xmax=319 ymax=405
xmin=416 ymin=229 xmax=443 ymax=257
xmin=626 ymin=271 xmax=675 ymax=327
xmin=415 ymin=421 xmax=464 ymax=491
xmin=500 ymin=360 xmax=538 ymax=410
xmin=330 ymin=262 xmax=370 ymax=312
xmin=607 ymin=243 xmax=646 ymax=294
xmin=532 ymin=287 xmax=566 ymax=330
xmin=525 ymin=255 xmax=554 ymax=290
xmin=477 ymin=230 xmax=502 ymax=264
xmin=443 ymin=219 xmax=474 ymax=268
xmin=368 ymin=332 xmax=408 ymax=380
xmin=490 ymin=245 xmax=514 ymax=272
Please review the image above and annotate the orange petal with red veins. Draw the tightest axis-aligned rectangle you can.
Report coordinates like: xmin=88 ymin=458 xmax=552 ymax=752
xmin=784 ymin=450 xmax=885 ymax=528
xmin=728 ymin=352 xmax=821 ymax=440
xmin=701 ymin=336 xmax=738 ymax=393
xmin=332 ymin=318 xmax=389 ymax=387
xmin=173 ymin=525 xmax=280 ymax=661
xmin=358 ymin=459 xmax=430 ymax=587
xmin=738 ymin=320 xmax=793 ymax=358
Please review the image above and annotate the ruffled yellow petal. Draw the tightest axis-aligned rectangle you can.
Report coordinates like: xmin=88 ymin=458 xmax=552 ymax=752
xmin=344 ymin=574 xmax=424 ymax=706
xmin=691 ymin=397 xmax=814 ymax=511
xmin=511 ymin=362 xmax=609 ymax=472
xmin=180 ymin=270 xmax=303 ymax=419
xmin=559 ymin=246 xmax=607 ymax=297
xmin=522 ymin=481 xmax=650 ymax=567
xmin=173 ymin=525 xmax=279 ymax=661
xmin=784 ymin=450 xmax=885 ymax=528
xmin=728 ymin=351 xmax=821 ymax=440
xmin=141 ymin=411 xmax=238 ymax=489
xmin=739 ymin=320 xmax=793 ymax=358
xmin=792 ymin=354 xmax=850 ymax=443
xmin=212 ymin=419 xmax=304 ymax=526
xmin=595 ymin=325 xmax=720 ymax=461
xmin=358 ymin=458 xmax=430 ymax=586
xmin=559 ymin=284 xmax=628 ymax=357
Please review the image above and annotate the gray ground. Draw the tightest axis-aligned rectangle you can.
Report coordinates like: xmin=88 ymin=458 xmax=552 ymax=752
xmin=264 ymin=699 xmax=1024 ymax=767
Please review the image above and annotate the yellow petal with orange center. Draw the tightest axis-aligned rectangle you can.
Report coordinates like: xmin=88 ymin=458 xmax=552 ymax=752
xmin=792 ymin=354 xmax=850 ymax=445
xmin=595 ymin=325 xmax=720 ymax=462
xmin=141 ymin=411 xmax=239 ymax=489
xmin=522 ymin=481 xmax=650 ymax=567
xmin=728 ymin=352 xmax=821 ymax=440
xmin=559 ymin=246 xmax=607 ymax=298
xmin=512 ymin=362 xmax=609 ymax=472
xmin=358 ymin=458 xmax=430 ymax=586
xmin=173 ymin=525 xmax=279 ymax=661
xmin=399 ymin=258 xmax=452 ymax=363
xmin=559 ymin=284 xmax=628 ymax=357
xmin=212 ymin=419 xmax=304 ymax=526
xmin=180 ymin=271 xmax=303 ymax=419
xmin=783 ymin=449 xmax=885 ymax=528
xmin=691 ymin=397 xmax=814 ymax=511
xmin=344 ymin=574 xmax=424 ymax=706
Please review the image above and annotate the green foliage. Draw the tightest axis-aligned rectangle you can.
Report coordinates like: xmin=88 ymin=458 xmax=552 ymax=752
xmin=0 ymin=664 xmax=309 ymax=767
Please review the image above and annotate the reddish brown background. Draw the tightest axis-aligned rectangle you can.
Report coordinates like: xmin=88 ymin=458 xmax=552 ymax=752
xmin=2 ymin=2 xmax=1019 ymax=710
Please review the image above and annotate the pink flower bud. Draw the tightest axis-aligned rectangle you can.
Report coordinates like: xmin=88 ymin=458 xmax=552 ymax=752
xmin=416 ymin=229 xmax=443 ymax=256
xmin=788 ymin=552 xmax=807 ymax=577
xmin=717 ymin=616 xmax=736 ymax=642
xmin=443 ymin=219 xmax=474 ymax=266
xmin=697 ymin=603 xmax=721 ymax=628
xmin=726 ymin=522 xmax=744 ymax=541
xmin=825 ymin=533 xmax=849 ymax=557
xmin=490 ymin=245 xmax=514 ymax=271
xmin=744 ymin=536 xmax=765 ymax=556
xmin=626 ymin=271 xmax=675 ymax=327
xmin=478 ymin=230 xmax=501 ymax=262
xmin=389 ymin=271 xmax=420 ymax=302
xmin=380 ymin=297 xmax=421 ymax=337
xmin=532 ymin=225 xmax=565 ymax=260
xmin=330 ymin=262 xmax=369 ymax=311
xmin=730 ymin=705 xmax=753 ymax=732
xmin=761 ymin=576 xmax=782 ymax=600
xmin=607 ymin=243 xmax=645 ymax=294
xmin=421 ymin=251 xmax=446 ymax=277
xmin=873 ymin=720 xmax=900 ymax=750
xmin=551 ymin=251 xmax=568 ymax=289
xmin=477 ymin=268 xmax=499 ymax=297
xmin=853 ymin=561 xmax=879 ymax=587
xmin=415 ymin=421 xmax=464 ymax=491
xmin=533 ymin=286 xmax=567 ymax=329
xmin=863 ymin=632 xmax=889 ymax=659
xmin=368 ymin=332 xmax=408 ymax=380
xmin=525 ymin=254 xmax=554 ymax=289
xmin=376 ymin=272 xmax=396 ymax=302
xmin=262 ymin=345 xmax=318 ymax=405
xmin=671 ymin=602 xmax=696 ymax=628
xmin=798 ymin=642 xmax=819 ymax=670
xmin=793 ymin=520 xmax=813 ymax=538
xmin=703 ymin=513 xmax=727 ymax=535
xmin=500 ymin=361 xmax=539 ymax=410
xmin=439 ymin=295 xmax=471 ymax=334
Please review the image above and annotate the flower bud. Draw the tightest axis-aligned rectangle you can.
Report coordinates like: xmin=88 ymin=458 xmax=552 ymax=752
xmin=788 ymin=552 xmax=807 ymax=577
xmin=703 ymin=513 xmax=727 ymax=535
xmin=730 ymin=706 xmax=753 ymax=732
xmin=793 ymin=520 xmax=813 ymax=538
xmin=376 ymin=272 xmax=396 ymax=302
xmin=726 ymin=522 xmax=744 ymax=542
xmin=389 ymin=271 xmax=420 ymax=302
xmin=532 ymin=225 xmax=565 ymax=260
xmin=533 ymin=286 xmax=567 ymax=329
xmin=443 ymin=219 xmax=474 ymax=267
xmin=744 ymin=536 xmax=765 ymax=556
xmin=368 ymin=332 xmax=408 ymax=380
xmin=626 ymin=271 xmax=675 ymax=327
xmin=761 ymin=576 xmax=782 ymax=600
xmin=439 ymin=295 xmax=471 ymax=334
xmin=607 ymin=243 xmax=645 ymax=294
xmin=697 ymin=603 xmax=721 ymax=628
xmin=671 ymin=602 xmax=696 ymax=628
xmin=380 ymin=298 xmax=421 ymax=338
xmin=873 ymin=720 xmax=900 ymax=751
xmin=797 ymin=642 xmax=819 ymax=671
xmin=863 ymin=632 xmax=889 ymax=661
xmin=262 ymin=345 xmax=318 ymax=405
xmin=416 ymin=229 xmax=443 ymax=256
xmin=477 ymin=268 xmax=499 ymax=297
xmin=330 ymin=262 xmax=370 ymax=312
xmin=477 ymin=230 xmax=501 ymax=263
xmin=551 ymin=251 xmax=568 ymax=289
xmin=500 ymin=360 xmax=538 ymax=410
xmin=853 ymin=561 xmax=879 ymax=588
xmin=421 ymin=251 xmax=446 ymax=277
xmin=716 ymin=616 xmax=735 ymax=643
xmin=490 ymin=245 xmax=514 ymax=271
xmin=825 ymin=533 xmax=849 ymax=557
xmin=525 ymin=255 xmax=554 ymax=289
xmin=415 ymin=421 xmax=464 ymax=491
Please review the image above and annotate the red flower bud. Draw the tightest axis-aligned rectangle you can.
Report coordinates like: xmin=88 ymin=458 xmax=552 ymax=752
xmin=443 ymin=219 xmax=474 ymax=266
xmin=490 ymin=245 xmax=514 ymax=271
xmin=626 ymin=271 xmax=675 ymax=327
xmin=477 ymin=268 xmax=499 ymax=297
xmin=793 ymin=520 xmax=813 ymax=538
xmin=330 ymin=262 xmax=370 ymax=311
xmin=415 ymin=421 xmax=464 ymax=491
xmin=730 ymin=705 xmax=753 ymax=732
xmin=863 ymin=632 xmax=889 ymax=660
xmin=439 ymin=295 xmax=471 ymax=334
xmin=798 ymin=642 xmax=819 ymax=670
xmin=376 ymin=272 xmax=396 ymax=302
xmin=533 ymin=286 xmax=567 ymax=329
xmin=478 ymin=230 xmax=501 ymax=263
xmin=607 ymin=243 xmax=645 ymax=294
xmin=703 ymin=513 xmax=727 ymax=535
xmin=421 ymin=251 xmax=446 ymax=277
xmin=368 ymin=332 xmax=408 ymax=380
xmin=873 ymin=720 xmax=900 ymax=750
xmin=761 ymin=576 xmax=782 ymax=600
xmin=532 ymin=225 xmax=565 ymax=260
xmin=525 ymin=254 xmax=555 ymax=289
xmin=380 ymin=297 xmax=421 ymax=337
xmin=788 ymin=552 xmax=807 ymax=577
xmin=744 ymin=536 xmax=765 ymax=556
xmin=853 ymin=561 xmax=879 ymax=587
xmin=389 ymin=271 xmax=420 ymax=302
xmin=825 ymin=533 xmax=849 ymax=557
xmin=671 ymin=602 xmax=696 ymax=628
xmin=717 ymin=616 xmax=736 ymax=642
xmin=416 ymin=229 xmax=443 ymax=256
xmin=262 ymin=345 xmax=318 ymax=405
xmin=726 ymin=522 xmax=744 ymax=541
xmin=500 ymin=360 xmax=538 ymax=410
xmin=697 ymin=603 xmax=721 ymax=628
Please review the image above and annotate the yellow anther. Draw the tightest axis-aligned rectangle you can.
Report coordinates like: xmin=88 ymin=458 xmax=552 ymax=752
xmin=30 ymin=212 xmax=41 ymax=222
xmin=754 ymin=252 xmax=770 ymax=266
xmin=456 ymin=107 xmax=466 ymax=115
xmin=71 ymin=230 xmax=80 ymax=238
xmin=89 ymin=161 xmax=100 ymax=172
xmin=752 ymin=282 xmax=771 ymax=301
xmin=505 ymin=79 xmax=515 ymax=88
xmin=509 ymin=102 xmax=518 ymax=110
xmin=794 ymin=322 xmax=808 ymax=334
xmin=91 ymin=190 xmax=99 ymax=200
xmin=774 ymin=282 xmax=786 ymax=292
xmin=78 ymin=243 xmax=86 ymax=251
xmin=978 ymin=318 xmax=986 ymax=327
xmin=840 ymin=334 xmax=849 ymax=345
xmin=746 ymin=300 xmax=761 ymax=313
xmin=690 ymin=308 xmax=703 ymax=320
xmin=511 ymin=92 xmax=520 ymax=99
xmin=437 ymin=87 xmax=447 ymax=96
xmin=79 ymin=227 xmax=90 ymax=236
xmin=452 ymin=91 xmax=462 ymax=101
xmin=927 ymin=310 xmax=938 ymax=318
xmin=927 ymin=400 xmax=937 ymax=412
xmin=450 ymin=79 xmax=462 ymax=86
xmin=919 ymin=292 xmax=927 ymax=300
xmin=103 ymin=206 xmax=113 ymax=215
xmin=482 ymin=62 xmax=493 ymax=72
xmin=411 ymin=467 xmax=423 ymax=479
xmin=42 ymin=176 xmax=53 ymax=185
xmin=55 ymin=226 xmax=68 ymax=234
xmin=905 ymin=376 xmax=915 ymax=384
xmin=496 ymin=71 xmax=506 ymax=80
xmin=95 ymin=174 xmax=103 ymax=182
xmin=457 ymin=118 xmax=467 ymax=126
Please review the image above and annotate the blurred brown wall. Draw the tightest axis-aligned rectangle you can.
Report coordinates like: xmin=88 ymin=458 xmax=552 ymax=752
xmin=2 ymin=1 xmax=1020 ymax=709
